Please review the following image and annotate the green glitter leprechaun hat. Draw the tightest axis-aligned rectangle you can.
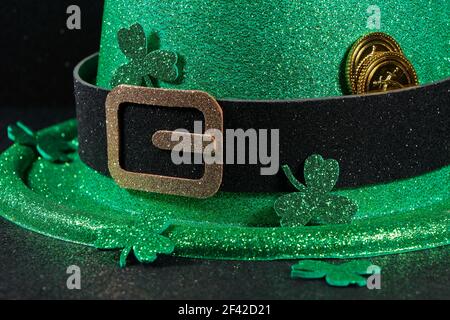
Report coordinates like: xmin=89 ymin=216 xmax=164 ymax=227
xmin=0 ymin=0 xmax=449 ymax=272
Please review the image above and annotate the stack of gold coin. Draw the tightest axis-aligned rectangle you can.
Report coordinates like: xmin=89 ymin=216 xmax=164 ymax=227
xmin=346 ymin=32 xmax=419 ymax=95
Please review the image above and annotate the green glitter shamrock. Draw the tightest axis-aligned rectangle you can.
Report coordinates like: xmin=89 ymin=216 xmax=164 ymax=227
xmin=94 ymin=218 xmax=175 ymax=268
xmin=274 ymin=154 xmax=358 ymax=227
xmin=111 ymin=23 xmax=179 ymax=88
xmin=7 ymin=122 xmax=77 ymax=163
xmin=291 ymin=260 xmax=377 ymax=287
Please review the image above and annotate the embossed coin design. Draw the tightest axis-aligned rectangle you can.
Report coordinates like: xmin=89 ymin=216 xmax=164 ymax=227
xmin=347 ymin=32 xmax=403 ymax=94
xmin=356 ymin=52 xmax=418 ymax=94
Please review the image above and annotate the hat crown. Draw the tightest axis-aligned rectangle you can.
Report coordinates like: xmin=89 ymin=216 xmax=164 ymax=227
xmin=97 ymin=0 xmax=448 ymax=100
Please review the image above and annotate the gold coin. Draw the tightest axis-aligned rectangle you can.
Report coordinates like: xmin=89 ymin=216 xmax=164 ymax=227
xmin=346 ymin=32 xmax=403 ymax=94
xmin=356 ymin=51 xmax=418 ymax=94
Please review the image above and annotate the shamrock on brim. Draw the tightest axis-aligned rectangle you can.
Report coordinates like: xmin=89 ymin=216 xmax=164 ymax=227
xmin=7 ymin=122 xmax=77 ymax=163
xmin=274 ymin=154 xmax=358 ymax=227
xmin=291 ymin=260 xmax=378 ymax=287
xmin=94 ymin=217 xmax=175 ymax=268
xmin=111 ymin=23 xmax=179 ymax=88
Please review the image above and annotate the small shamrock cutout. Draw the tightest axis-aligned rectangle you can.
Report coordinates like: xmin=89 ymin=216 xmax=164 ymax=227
xmin=95 ymin=218 xmax=175 ymax=268
xmin=111 ymin=23 xmax=179 ymax=88
xmin=291 ymin=260 xmax=378 ymax=287
xmin=274 ymin=154 xmax=358 ymax=227
xmin=7 ymin=121 xmax=37 ymax=146
xmin=7 ymin=122 xmax=77 ymax=163
xmin=37 ymin=135 xmax=78 ymax=163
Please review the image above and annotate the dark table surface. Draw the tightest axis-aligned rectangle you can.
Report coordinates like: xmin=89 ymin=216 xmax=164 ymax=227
xmin=0 ymin=106 xmax=449 ymax=300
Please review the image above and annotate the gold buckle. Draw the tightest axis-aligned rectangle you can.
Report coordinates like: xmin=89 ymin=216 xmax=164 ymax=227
xmin=105 ymin=85 xmax=223 ymax=198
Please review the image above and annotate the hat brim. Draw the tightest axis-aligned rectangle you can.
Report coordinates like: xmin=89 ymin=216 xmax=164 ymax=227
xmin=0 ymin=120 xmax=448 ymax=260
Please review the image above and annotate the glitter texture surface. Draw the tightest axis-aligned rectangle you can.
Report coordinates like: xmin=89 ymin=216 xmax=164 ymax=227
xmin=110 ymin=23 xmax=179 ymax=88
xmin=275 ymin=157 xmax=358 ymax=227
xmin=0 ymin=121 xmax=448 ymax=260
xmin=97 ymin=0 xmax=450 ymax=99
xmin=94 ymin=218 xmax=175 ymax=267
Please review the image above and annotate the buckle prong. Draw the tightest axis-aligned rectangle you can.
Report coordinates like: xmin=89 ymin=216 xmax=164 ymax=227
xmin=152 ymin=130 xmax=216 ymax=154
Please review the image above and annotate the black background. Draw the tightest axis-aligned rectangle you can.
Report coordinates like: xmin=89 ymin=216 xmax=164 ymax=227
xmin=0 ymin=1 xmax=449 ymax=300
xmin=0 ymin=0 xmax=103 ymax=109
